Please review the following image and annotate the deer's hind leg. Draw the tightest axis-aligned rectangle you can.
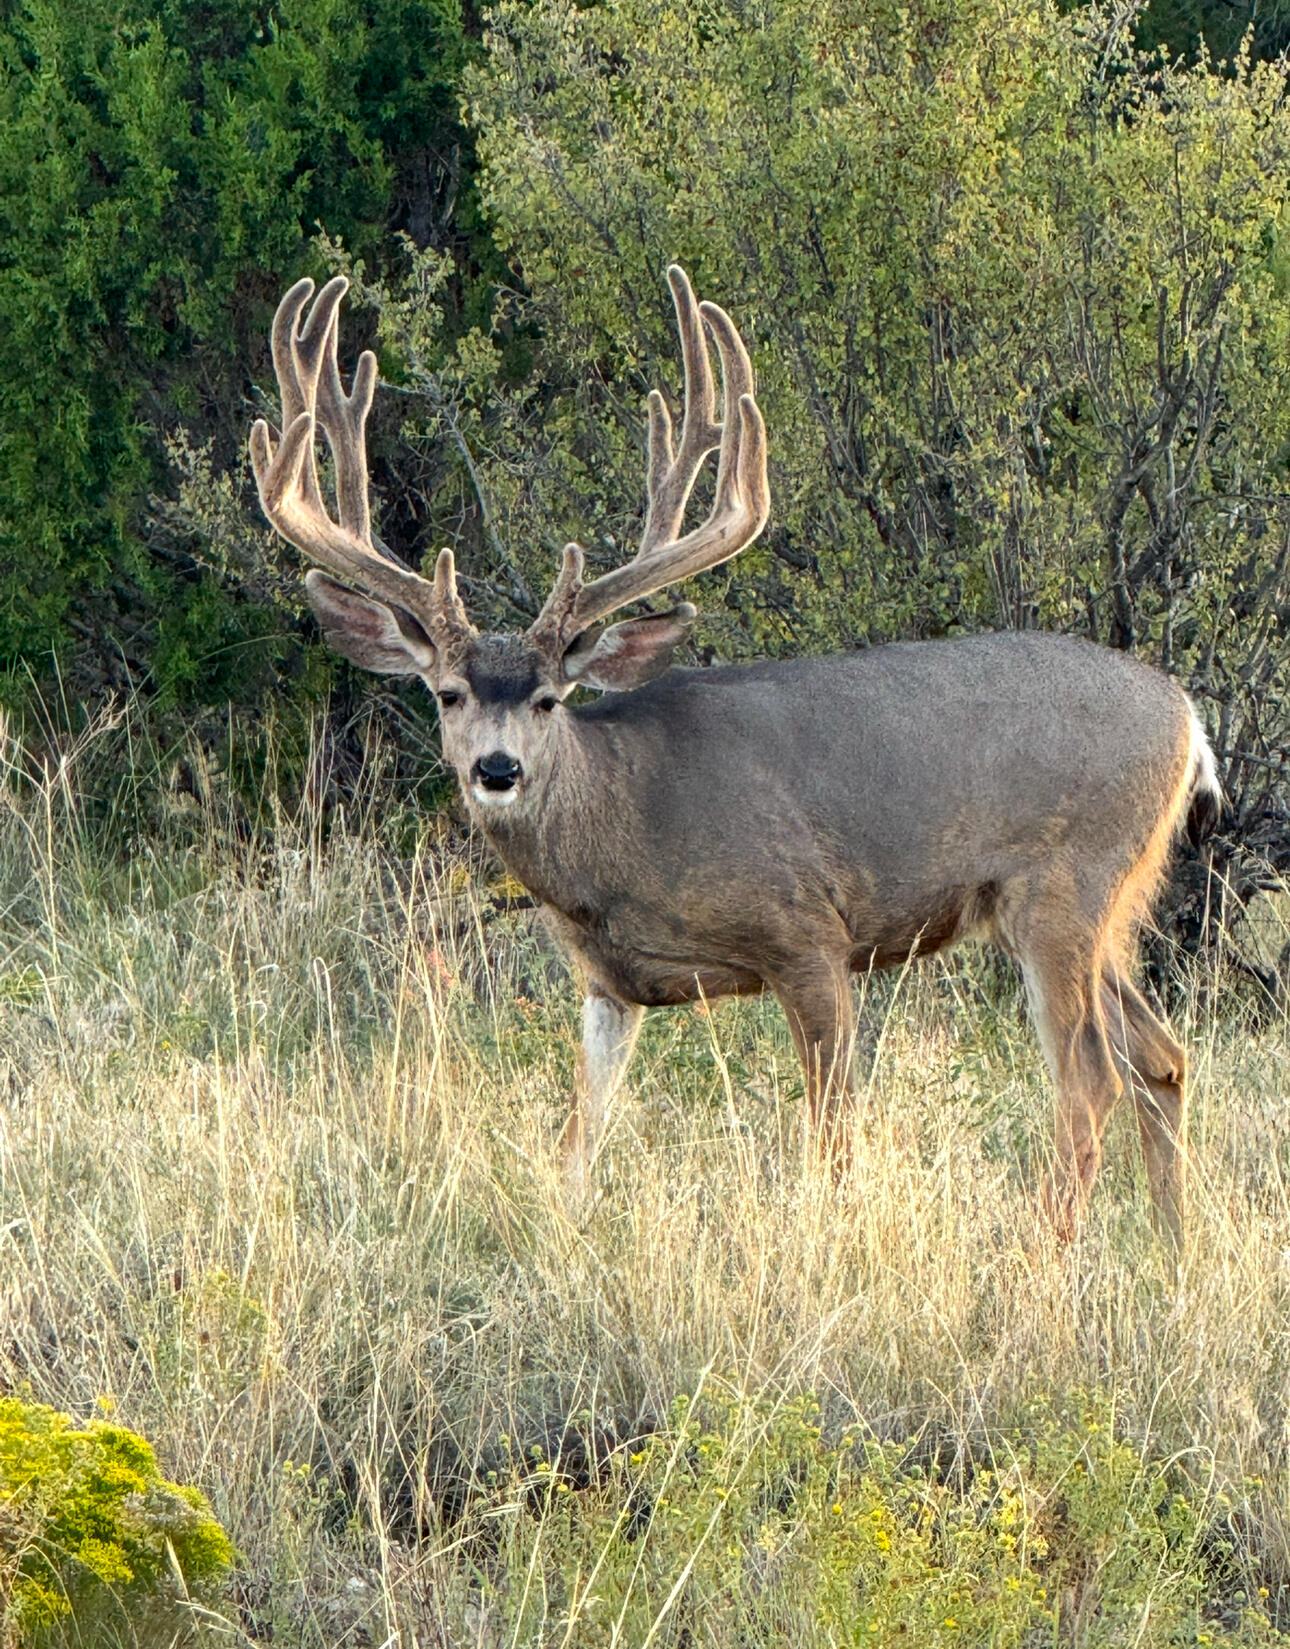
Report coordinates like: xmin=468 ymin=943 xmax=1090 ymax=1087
xmin=1006 ymin=887 xmax=1125 ymax=1240
xmin=1101 ymin=970 xmax=1188 ymax=1249
xmin=1024 ymin=953 xmax=1124 ymax=1240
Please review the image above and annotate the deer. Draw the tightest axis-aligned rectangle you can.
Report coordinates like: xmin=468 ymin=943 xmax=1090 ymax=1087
xmin=250 ymin=265 xmax=1221 ymax=1247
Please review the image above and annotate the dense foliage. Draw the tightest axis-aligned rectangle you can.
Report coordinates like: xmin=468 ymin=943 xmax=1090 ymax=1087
xmin=0 ymin=1394 xmax=233 ymax=1642
xmin=0 ymin=0 xmax=476 ymax=708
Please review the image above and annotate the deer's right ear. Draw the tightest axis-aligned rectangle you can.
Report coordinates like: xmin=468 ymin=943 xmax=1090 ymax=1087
xmin=304 ymin=571 xmax=438 ymax=678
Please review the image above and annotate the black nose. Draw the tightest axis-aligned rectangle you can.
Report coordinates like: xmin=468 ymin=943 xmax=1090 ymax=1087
xmin=473 ymin=751 xmax=522 ymax=791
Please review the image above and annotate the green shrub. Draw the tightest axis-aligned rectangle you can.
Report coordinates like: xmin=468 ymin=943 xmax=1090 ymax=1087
xmin=0 ymin=0 xmax=479 ymax=710
xmin=478 ymin=1389 xmax=1282 ymax=1646
xmin=0 ymin=1394 xmax=233 ymax=1644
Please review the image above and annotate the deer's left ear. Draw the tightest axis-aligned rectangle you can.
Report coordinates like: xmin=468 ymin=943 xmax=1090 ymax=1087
xmin=561 ymin=604 xmax=695 ymax=691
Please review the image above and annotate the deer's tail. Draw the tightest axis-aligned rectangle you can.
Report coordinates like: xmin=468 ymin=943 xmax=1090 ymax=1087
xmin=1184 ymin=700 xmax=1223 ymax=845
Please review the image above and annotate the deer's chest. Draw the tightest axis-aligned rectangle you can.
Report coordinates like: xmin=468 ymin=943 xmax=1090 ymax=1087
xmin=484 ymin=812 xmax=784 ymax=1005
xmin=537 ymin=899 xmax=765 ymax=1007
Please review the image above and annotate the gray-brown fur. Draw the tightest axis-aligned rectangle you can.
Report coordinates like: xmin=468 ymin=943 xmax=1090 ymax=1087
xmin=250 ymin=267 xmax=1220 ymax=1245
xmin=488 ymin=635 xmax=1192 ymax=998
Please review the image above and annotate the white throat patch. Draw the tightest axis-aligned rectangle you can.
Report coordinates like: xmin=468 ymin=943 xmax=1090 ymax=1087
xmin=470 ymin=783 xmax=521 ymax=810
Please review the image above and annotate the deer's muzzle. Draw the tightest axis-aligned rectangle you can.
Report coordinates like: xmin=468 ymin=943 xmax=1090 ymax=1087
xmin=473 ymin=751 xmax=523 ymax=793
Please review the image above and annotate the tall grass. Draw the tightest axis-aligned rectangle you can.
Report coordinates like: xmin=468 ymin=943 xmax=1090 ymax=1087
xmin=1 ymin=706 xmax=1289 ymax=1645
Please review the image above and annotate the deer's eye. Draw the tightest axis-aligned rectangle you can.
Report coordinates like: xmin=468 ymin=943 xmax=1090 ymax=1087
xmin=534 ymin=695 xmax=558 ymax=714
xmin=438 ymin=689 xmax=462 ymax=709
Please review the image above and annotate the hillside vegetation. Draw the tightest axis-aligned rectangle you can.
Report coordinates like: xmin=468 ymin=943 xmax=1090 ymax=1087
xmin=1 ymin=712 xmax=1288 ymax=1643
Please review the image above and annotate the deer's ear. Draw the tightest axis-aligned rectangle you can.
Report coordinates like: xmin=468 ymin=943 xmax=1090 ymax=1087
xmin=305 ymin=571 xmax=438 ymax=678
xmin=561 ymin=604 xmax=695 ymax=691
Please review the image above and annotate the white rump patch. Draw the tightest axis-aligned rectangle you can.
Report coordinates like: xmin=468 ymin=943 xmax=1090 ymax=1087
xmin=1184 ymin=697 xmax=1222 ymax=809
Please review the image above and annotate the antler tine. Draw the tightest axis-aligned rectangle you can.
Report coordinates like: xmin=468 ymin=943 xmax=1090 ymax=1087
xmin=270 ymin=278 xmax=315 ymax=431
xmin=315 ymin=307 xmax=379 ymax=547
xmin=640 ymin=265 xmax=722 ymax=555
xmin=525 ymin=266 xmax=769 ymax=661
xmin=697 ymin=298 xmax=755 ymax=523
xmin=525 ymin=543 xmax=585 ymax=660
xmin=251 ymin=277 xmax=474 ymax=649
xmin=432 ymin=547 xmax=473 ymax=634
xmin=283 ymin=275 xmax=347 ymax=525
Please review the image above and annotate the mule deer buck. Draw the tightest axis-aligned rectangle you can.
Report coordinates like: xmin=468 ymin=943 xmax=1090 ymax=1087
xmin=251 ymin=266 xmax=1220 ymax=1245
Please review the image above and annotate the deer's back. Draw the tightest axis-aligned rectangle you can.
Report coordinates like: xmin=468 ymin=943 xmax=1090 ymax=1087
xmin=558 ymin=631 xmax=1194 ymax=999
xmin=581 ymin=630 xmax=1191 ymax=845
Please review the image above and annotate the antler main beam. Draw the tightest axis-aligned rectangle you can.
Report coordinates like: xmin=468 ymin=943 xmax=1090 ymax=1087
xmin=527 ymin=266 xmax=770 ymax=659
xmin=252 ymin=268 xmax=768 ymax=669
xmin=250 ymin=276 xmax=473 ymax=652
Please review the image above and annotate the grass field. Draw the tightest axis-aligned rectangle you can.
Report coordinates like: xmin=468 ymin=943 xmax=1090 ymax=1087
xmin=2 ymin=710 xmax=1289 ymax=1646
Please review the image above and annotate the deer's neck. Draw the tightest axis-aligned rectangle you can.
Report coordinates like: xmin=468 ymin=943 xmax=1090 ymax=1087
xmin=469 ymin=716 xmax=644 ymax=926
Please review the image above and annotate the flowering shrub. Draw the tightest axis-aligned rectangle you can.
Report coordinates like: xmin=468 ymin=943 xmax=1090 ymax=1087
xmin=0 ymin=1395 xmax=232 ymax=1644
xmin=482 ymin=1390 xmax=1284 ymax=1647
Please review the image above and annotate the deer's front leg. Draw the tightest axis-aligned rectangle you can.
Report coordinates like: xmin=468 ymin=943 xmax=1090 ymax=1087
xmin=560 ymin=986 xmax=645 ymax=1192
xmin=772 ymin=958 xmax=856 ymax=1168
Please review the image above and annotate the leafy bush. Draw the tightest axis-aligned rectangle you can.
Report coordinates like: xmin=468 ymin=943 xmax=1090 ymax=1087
xmin=0 ymin=1393 xmax=233 ymax=1643
xmin=0 ymin=0 xmax=477 ymax=709
xmin=478 ymin=1388 xmax=1281 ymax=1647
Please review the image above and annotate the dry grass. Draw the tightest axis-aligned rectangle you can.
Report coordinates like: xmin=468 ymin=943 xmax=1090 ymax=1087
xmin=2 ymin=712 xmax=1289 ymax=1645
